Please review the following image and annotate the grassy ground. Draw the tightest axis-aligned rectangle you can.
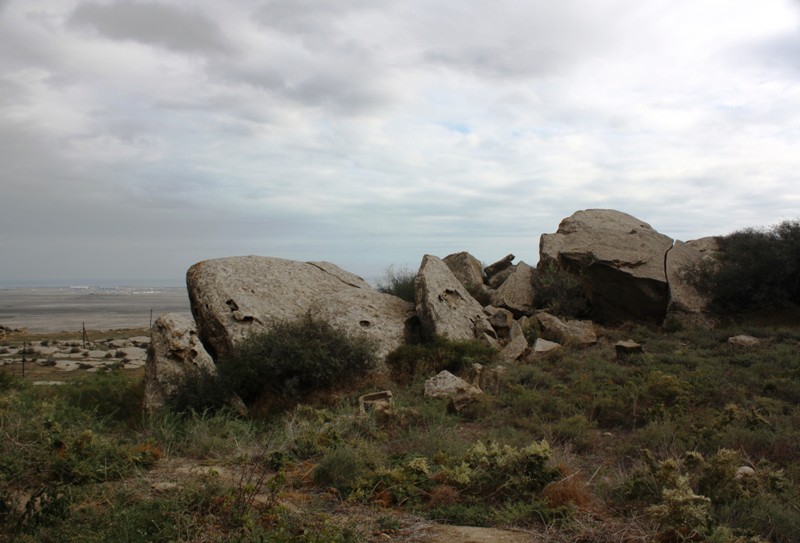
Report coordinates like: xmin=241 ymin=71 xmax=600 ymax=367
xmin=1 ymin=321 xmax=799 ymax=542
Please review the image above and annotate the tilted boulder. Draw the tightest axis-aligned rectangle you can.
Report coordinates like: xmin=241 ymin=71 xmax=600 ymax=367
xmin=144 ymin=313 xmax=216 ymax=413
xmin=540 ymin=209 xmax=674 ymax=323
xmin=187 ymin=256 xmax=416 ymax=362
xmin=424 ymin=370 xmax=484 ymax=413
xmin=415 ymin=255 xmax=490 ymax=340
xmin=536 ymin=312 xmax=597 ymax=347
xmin=491 ymin=261 xmax=536 ymax=316
xmin=484 ymin=254 xmax=515 ymax=281
xmin=666 ymin=237 xmax=719 ymax=315
xmin=443 ymin=251 xmax=485 ymax=290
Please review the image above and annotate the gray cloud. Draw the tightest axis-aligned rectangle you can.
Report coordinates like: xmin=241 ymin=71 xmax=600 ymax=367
xmin=69 ymin=1 xmax=232 ymax=54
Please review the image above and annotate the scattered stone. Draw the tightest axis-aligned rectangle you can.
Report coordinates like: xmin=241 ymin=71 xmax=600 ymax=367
xmin=424 ymin=370 xmax=483 ymax=401
xmin=533 ymin=338 xmax=561 ymax=354
xmin=728 ymin=335 xmax=761 ymax=347
xmin=491 ymin=261 xmax=536 ymax=316
xmin=536 ymin=312 xmax=597 ymax=347
xmin=615 ymin=339 xmax=644 ymax=360
xmin=539 ymin=209 xmax=673 ymax=323
xmin=736 ymin=466 xmax=756 ymax=479
xmin=415 ymin=255 xmax=489 ymax=341
xmin=129 ymin=336 xmax=151 ymax=347
xmin=443 ymin=251 xmax=485 ymax=290
xmin=484 ymin=254 xmax=515 ymax=281
xmin=488 ymin=308 xmax=514 ymax=335
xmin=107 ymin=339 xmax=129 ymax=349
xmin=359 ymin=390 xmax=393 ymax=414
xmin=55 ymin=360 xmax=81 ymax=371
xmin=499 ymin=334 xmax=528 ymax=363
xmin=32 ymin=381 xmax=66 ymax=386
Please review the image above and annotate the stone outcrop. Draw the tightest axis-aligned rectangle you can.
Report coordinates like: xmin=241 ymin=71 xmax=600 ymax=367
xmin=415 ymin=255 xmax=489 ymax=341
xmin=491 ymin=261 xmax=536 ymax=316
xmin=540 ymin=209 xmax=673 ymax=323
xmin=539 ymin=209 xmax=724 ymax=324
xmin=536 ymin=312 xmax=597 ymax=347
xmin=144 ymin=313 xmax=216 ymax=413
xmin=187 ymin=256 xmax=416 ymax=362
xmin=443 ymin=252 xmax=485 ymax=290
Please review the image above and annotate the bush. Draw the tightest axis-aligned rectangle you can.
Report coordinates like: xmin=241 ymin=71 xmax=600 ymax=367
xmin=533 ymin=262 xmax=590 ymax=318
xmin=219 ymin=315 xmax=379 ymax=405
xmin=686 ymin=219 xmax=800 ymax=314
xmin=376 ymin=265 xmax=417 ymax=303
xmin=385 ymin=336 xmax=498 ymax=383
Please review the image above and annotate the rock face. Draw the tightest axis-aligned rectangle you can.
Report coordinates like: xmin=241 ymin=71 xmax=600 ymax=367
xmin=415 ymin=255 xmax=488 ymax=341
xmin=144 ymin=313 xmax=216 ymax=413
xmin=666 ymin=237 xmax=719 ymax=315
xmin=443 ymin=252 xmax=485 ymax=290
xmin=540 ymin=209 xmax=674 ymax=323
xmin=187 ymin=256 xmax=416 ymax=361
xmin=491 ymin=261 xmax=536 ymax=316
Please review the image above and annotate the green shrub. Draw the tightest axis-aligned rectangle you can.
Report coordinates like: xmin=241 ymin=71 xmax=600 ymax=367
xmin=686 ymin=219 xmax=800 ymax=314
xmin=220 ymin=315 xmax=378 ymax=404
xmin=533 ymin=262 xmax=590 ymax=318
xmin=58 ymin=369 xmax=144 ymax=427
xmin=385 ymin=335 xmax=497 ymax=383
xmin=376 ymin=265 xmax=417 ymax=303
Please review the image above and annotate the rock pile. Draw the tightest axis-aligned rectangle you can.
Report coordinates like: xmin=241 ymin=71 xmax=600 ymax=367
xmin=142 ymin=208 xmax=720 ymax=411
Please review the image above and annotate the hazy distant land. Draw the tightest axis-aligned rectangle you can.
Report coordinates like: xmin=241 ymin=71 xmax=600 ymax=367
xmin=0 ymin=285 xmax=191 ymax=332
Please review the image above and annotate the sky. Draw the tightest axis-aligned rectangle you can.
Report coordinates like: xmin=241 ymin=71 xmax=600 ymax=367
xmin=1 ymin=0 xmax=799 ymax=285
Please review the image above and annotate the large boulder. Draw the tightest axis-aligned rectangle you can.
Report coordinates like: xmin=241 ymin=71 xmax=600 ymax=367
xmin=666 ymin=237 xmax=719 ymax=315
xmin=443 ymin=252 xmax=485 ymax=290
xmin=144 ymin=313 xmax=216 ymax=413
xmin=415 ymin=255 xmax=489 ymax=340
xmin=540 ymin=209 xmax=674 ymax=323
xmin=187 ymin=256 xmax=416 ymax=362
xmin=491 ymin=261 xmax=536 ymax=316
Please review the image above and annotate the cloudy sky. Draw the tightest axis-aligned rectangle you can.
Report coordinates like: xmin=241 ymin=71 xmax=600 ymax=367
xmin=1 ymin=0 xmax=799 ymax=285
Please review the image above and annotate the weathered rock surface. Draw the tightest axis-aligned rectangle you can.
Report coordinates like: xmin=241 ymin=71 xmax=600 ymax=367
xmin=491 ymin=261 xmax=536 ymax=316
xmin=484 ymin=254 xmax=515 ymax=281
xmin=536 ymin=312 xmax=597 ymax=347
xmin=187 ymin=256 xmax=416 ymax=361
xmin=666 ymin=237 xmax=719 ymax=315
xmin=499 ymin=333 xmax=528 ymax=363
xmin=443 ymin=252 xmax=485 ymax=290
xmin=425 ymin=370 xmax=484 ymax=413
xmin=540 ymin=209 xmax=674 ymax=323
xmin=728 ymin=334 xmax=761 ymax=347
xmin=533 ymin=338 xmax=561 ymax=354
xmin=424 ymin=370 xmax=483 ymax=400
xmin=144 ymin=313 xmax=216 ymax=413
xmin=415 ymin=255 xmax=489 ymax=341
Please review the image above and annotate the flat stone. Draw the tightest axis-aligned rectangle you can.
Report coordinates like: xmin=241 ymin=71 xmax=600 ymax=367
xmin=533 ymin=338 xmax=561 ymax=353
xmin=728 ymin=335 xmax=760 ymax=347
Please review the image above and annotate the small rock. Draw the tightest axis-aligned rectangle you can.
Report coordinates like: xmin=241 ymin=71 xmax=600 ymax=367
xmin=728 ymin=335 xmax=760 ymax=347
xmin=533 ymin=338 xmax=561 ymax=354
xmin=424 ymin=370 xmax=483 ymax=401
xmin=736 ymin=466 xmax=755 ymax=479
xmin=499 ymin=334 xmax=528 ymax=363
xmin=615 ymin=339 xmax=643 ymax=360
xmin=536 ymin=312 xmax=597 ymax=347
xmin=359 ymin=390 xmax=393 ymax=414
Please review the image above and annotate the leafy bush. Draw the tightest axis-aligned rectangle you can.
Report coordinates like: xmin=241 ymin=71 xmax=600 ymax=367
xmin=686 ymin=219 xmax=800 ymax=314
xmin=376 ymin=265 xmax=417 ymax=303
xmin=533 ymin=262 xmax=591 ymax=318
xmin=385 ymin=335 xmax=498 ymax=383
xmin=219 ymin=315 xmax=379 ymax=405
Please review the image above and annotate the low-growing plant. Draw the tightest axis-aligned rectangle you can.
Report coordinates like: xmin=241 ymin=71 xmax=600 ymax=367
xmin=219 ymin=314 xmax=379 ymax=405
xmin=533 ymin=261 xmax=591 ymax=318
xmin=376 ymin=265 xmax=417 ymax=303
xmin=385 ymin=335 xmax=498 ymax=383
xmin=685 ymin=219 xmax=800 ymax=315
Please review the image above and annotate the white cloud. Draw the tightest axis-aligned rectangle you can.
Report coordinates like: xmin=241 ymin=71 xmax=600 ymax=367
xmin=1 ymin=0 xmax=799 ymax=283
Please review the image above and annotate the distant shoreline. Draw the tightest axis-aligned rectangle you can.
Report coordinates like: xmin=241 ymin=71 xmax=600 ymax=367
xmin=0 ymin=286 xmax=191 ymax=333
